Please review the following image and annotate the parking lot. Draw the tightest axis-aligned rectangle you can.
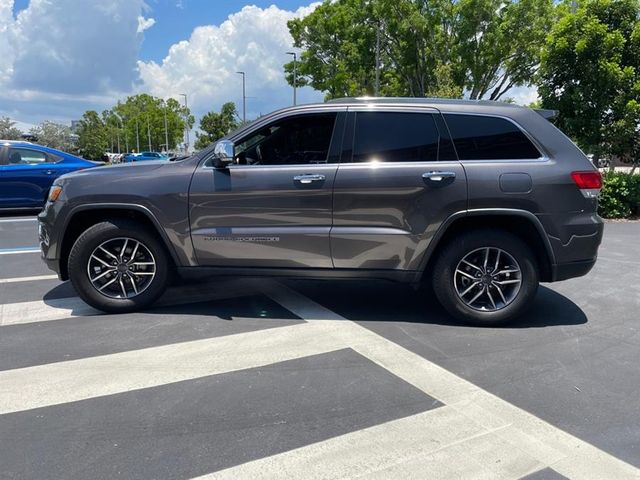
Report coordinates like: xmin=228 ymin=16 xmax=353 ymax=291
xmin=1 ymin=215 xmax=639 ymax=479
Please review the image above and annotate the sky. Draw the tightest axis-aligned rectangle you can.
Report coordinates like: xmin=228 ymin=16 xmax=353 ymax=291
xmin=0 ymin=0 xmax=537 ymax=131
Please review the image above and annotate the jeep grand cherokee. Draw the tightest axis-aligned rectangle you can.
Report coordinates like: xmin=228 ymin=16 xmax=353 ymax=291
xmin=38 ymin=98 xmax=603 ymax=325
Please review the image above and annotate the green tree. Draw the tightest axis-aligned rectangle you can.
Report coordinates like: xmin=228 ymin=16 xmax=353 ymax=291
xmin=111 ymin=94 xmax=194 ymax=153
xmin=0 ymin=117 xmax=23 ymax=140
xmin=77 ymin=111 xmax=108 ymax=160
xmin=285 ymin=0 xmax=552 ymax=101
xmin=29 ymin=121 xmax=74 ymax=152
xmin=538 ymin=0 xmax=640 ymax=165
xmin=195 ymin=102 xmax=239 ymax=150
xmin=454 ymin=0 xmax=553 ymax=99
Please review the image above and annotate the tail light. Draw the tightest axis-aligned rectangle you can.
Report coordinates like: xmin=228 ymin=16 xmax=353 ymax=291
xmin=571 ymin=171 xmax=602 ymax=198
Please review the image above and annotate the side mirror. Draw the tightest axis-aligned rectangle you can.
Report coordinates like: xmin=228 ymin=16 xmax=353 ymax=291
xmin=212 ymin=140 xmax=235 ymax=168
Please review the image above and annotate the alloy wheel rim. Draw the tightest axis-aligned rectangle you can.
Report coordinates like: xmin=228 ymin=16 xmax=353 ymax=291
xmin=87 ymin=237 xmax=156 ymax=299
xmin=453 ymin=247 xmax=522 ymax=312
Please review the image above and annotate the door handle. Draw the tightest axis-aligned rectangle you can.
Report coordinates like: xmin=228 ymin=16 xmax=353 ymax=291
xmin=422 ymin=171 xmax=456 ymax=184
xmin=45 ymin=170 xmax=54 ymax=175
xmin=294 ymin=174 xmax=325 ymax=184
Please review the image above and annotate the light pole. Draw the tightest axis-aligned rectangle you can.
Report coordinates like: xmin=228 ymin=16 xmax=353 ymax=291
xmin=374 ymin=21 xmax=381 ymax=96
xmin=236 ymin=71 xmax=246 ymax=124
xmin=286 ymin=52 xmax=297 ymax=106
xmin=163 ymin=102 xmax=169 ymax=153
xmin=147 ymin=117 xmax=152 ymax=151
xmin=179 ymin=93 xmax=190 ymax=153
xmin=114 ymin=114 xmax=124 ymax=153
xmin=114 ymin=113 xmax=128 ymax=153
xmin=135 ymin=119 xmax=140 ymax=153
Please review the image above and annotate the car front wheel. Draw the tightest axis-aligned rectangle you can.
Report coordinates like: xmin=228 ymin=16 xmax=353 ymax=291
xmin=68 ymin=219 xmax=169 ymax=313
xmin=432 ymin=229 xmax=539 ymax=326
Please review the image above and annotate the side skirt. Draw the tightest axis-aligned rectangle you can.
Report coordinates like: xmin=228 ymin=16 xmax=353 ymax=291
xmin=176 ymin=266 xmax=422 ymax=284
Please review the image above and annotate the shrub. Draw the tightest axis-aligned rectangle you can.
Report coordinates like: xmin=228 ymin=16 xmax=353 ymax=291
xmin=598 ymin=171 xmax=640 ymax=219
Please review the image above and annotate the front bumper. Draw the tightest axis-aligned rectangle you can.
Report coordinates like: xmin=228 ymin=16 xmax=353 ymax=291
xmin=37 ymin=201 xmax=65 ymax=279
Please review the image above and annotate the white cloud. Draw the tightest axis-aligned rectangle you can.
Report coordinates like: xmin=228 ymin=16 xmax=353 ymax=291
xmin=137 ymin=16 xmax=155 ymax=34
xmin=138 ymin=4 xmax=323 ymax=120
xmin=508 ymin=85 xmax=539 ymax=106
xmin=0 ymin=0 xmax=148 ymax=123
xmin=7 ymin=0 xmax=146 ymax=94
xmin=0 ymin=0 xmax=14 ymax=84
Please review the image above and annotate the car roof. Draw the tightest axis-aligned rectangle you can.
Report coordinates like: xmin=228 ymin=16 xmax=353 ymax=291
xmin=326 ymin=96 xmax=522 ymax=108
xmin=233 ymin=97 xmax=533 ymax=126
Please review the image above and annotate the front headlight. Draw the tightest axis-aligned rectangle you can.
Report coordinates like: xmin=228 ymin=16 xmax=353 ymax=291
xmin=48 ymin=185 xmax=63 ymax=203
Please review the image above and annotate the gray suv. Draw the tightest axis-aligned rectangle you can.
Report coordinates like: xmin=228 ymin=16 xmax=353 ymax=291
xmin=38 ymin=98 xmax=604 ymax=325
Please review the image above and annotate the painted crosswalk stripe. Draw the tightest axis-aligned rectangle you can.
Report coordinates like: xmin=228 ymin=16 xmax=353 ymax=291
xmin=0 ymin=218 xmax=37 ymax=223
xmin=0 ymin=277 xmax=637 ymax=479
xmin=0 ymin=247 xmax=40 ymax=255
xmin=0 ymin=322 xmax=341 ymax=415
xmin=240 ymin=281 xmax=640 ymax=480
xmin=199 ymin=406 xmax=545 ymax=480
xmin=0 ymin=279 xmax=255 ymax=326
xmin=0 ymin=274 xmax=59 ymax=284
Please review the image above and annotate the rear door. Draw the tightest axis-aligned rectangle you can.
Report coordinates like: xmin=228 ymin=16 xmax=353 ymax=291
xmin=189 ymin=110 xmax=345 ymax=268
xmin=331 ymin=107 xmax=467 ymax=271
xmin=0 ymin=147 xmax=60 ymax=208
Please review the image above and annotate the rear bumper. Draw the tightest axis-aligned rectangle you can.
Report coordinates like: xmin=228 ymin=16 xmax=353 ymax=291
xmin=537 ymin=211 xmax=603 ymax=282
xmin=551 ymin=258 xmax=596 ymax=282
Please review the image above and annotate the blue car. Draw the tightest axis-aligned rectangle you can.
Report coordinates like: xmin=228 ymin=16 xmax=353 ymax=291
xmin=123 ymin=151 xmax=168 ymax=162
xmin=0 ymin=141 xmax=99 ymax=210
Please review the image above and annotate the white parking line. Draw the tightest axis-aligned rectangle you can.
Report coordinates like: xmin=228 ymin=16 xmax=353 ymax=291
xmin=0 ymin=322 xmax=342 ymax=415
xmin=0 ymin=247 xmax=40 ymax=255
xmin=0 ymin=277 xmax=637 ymax=479
xmin=0 ymin=217 xmax=37 ymax=223
xmin=235 ymin=281 xmax=639 ymax=480
xmin=0 ymin=296 xmax=100 ymax=326
xmin=0 ymin=274 xmax=59 ymax=284
xmin=0 ymin=279 xmax=256 ymax=326
xmin=201 ymin=407 xmax=543 ymax=480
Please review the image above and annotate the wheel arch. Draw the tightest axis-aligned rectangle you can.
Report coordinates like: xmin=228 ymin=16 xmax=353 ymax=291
xmin=58 ymin=204 xmax=180 ymax=281
xmin=419 ymin=209 xmax=556 ymax=283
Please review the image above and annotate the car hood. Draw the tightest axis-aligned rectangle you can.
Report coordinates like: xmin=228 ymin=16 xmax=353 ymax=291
xmin=56 ymin=160 xmax=168 ymax=183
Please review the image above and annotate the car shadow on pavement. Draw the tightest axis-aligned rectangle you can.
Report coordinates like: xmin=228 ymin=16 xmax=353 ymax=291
xmin=41 ymin=280 xmax=300 ymax=321
xmin=40 ymin=279 xmax=587 ymax=328
xmin=283 ymin=280 xmax=588 ymax=329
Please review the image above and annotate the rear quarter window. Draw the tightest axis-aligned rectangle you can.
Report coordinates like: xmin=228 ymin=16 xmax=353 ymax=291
xmin=444 ymin=114 xmax=541 ymax=160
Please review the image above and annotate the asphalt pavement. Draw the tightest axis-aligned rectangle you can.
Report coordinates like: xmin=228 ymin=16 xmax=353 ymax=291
xmin=1 ymin=216 xmax=639 ymax=480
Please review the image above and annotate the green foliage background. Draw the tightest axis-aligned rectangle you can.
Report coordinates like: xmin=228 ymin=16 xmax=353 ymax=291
xmin=195 ymin=102 xmax=239 ymax=150
xmin=599 ymin=172 xmax=640 ymax=218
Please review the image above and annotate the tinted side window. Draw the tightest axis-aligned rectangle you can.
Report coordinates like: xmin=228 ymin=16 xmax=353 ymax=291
xmin=235 ymin=113 xmax=337 ymax=166
xmin=352 ymin=112 xmax=439 ymax=163
xmin=444 ymin=114 xmax=541 ymax=160
xmin=8 ymin=148 xmax=48 ymax=165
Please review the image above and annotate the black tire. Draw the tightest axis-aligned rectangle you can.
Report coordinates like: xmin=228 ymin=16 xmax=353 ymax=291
xmin=68 ymin=219 xmax=169 ymax=313
xmin=432 ymin=229 xmax=538 ymax=326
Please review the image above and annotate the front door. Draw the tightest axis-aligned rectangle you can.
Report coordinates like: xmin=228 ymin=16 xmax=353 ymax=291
xmin=189 ymin=111 xmax=345 ymax=268
xmin=331 ymin=108 xmax=467 ymax=271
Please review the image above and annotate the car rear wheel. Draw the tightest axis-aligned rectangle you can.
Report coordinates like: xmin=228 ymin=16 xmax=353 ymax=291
xmin=432 ymin=229 xmax=539 ymax=326
xmin=68 ymin=219 xmax=169 ymax=313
